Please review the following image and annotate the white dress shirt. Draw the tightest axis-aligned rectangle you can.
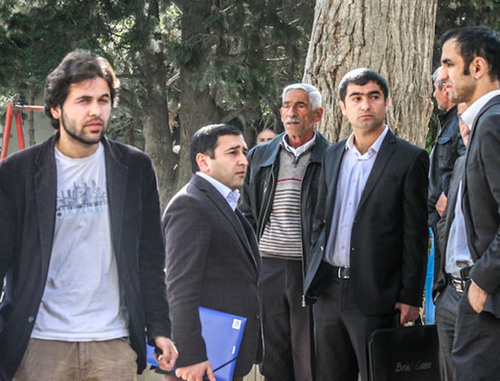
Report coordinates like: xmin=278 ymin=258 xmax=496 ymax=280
xmin=444 ymin=90 xmax=500 ymax=275
xmin=325 ymin=127 xmax=389 ymax=267
xmin=461 ymin=89 xmax=500 ymax=130
xmin=196 ymin=172 xmax=240 ymax=211
xmin=282 ymin=131 xmax=317 ymax=158
xmin=445 ymin=182 xmax=474 ymax=275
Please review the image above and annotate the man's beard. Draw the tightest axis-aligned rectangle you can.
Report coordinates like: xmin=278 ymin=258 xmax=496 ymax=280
xmin=61 ymin=108 xmax=106 ymax=146
xmin=449 ymin=78 xmax=476 ymax=104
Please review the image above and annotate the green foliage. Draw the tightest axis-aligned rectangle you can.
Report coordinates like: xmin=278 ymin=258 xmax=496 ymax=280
xmin=172 ymin=0 xmax=314 ymax=132
xmin=0 ymin=1 xmax=130 ymax=93
xmin=2 ymin=0 xmax=498 ymax=147
xmin=0 ymin=0 xmax=314 ymax=143
xmin=434 ymin=0 xmax=500 ymax=68
xmin=427 ymin=0 xmax=500 ymax=147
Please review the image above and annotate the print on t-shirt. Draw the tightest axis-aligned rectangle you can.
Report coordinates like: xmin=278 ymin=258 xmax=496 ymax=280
xmin=56 ymin=178 xmax=108 ymax=218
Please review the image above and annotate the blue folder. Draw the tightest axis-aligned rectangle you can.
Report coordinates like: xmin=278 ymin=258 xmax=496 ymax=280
xmin=425 ymin=227 xmax=436 ymax=324
xmin=147 ymin=307 xmax=247 ymax=381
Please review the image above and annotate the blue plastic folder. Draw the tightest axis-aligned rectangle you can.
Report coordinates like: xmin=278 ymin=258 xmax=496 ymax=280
xmin=424 ymin=227 xmax=436 ymax=324
xmin=147 ymin=307 xmax=247 ymax=381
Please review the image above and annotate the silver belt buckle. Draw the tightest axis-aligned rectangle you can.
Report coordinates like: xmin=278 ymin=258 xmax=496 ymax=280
xmin=337 ymin=266 xmax=350 ymax=279
xmin=451 ymin=278 xmax=465 ymax=293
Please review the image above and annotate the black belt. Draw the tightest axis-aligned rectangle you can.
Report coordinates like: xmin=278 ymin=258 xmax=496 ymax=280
xmin=457 ymin=267 xmax=471 ymax=279
xmin=324 ymin=262 xmax=350 ymax=279
xmin=447 ymin=267 xmax=471 ymax=293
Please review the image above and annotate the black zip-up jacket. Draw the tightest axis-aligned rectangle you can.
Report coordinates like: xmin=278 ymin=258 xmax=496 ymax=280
xmin=428 ymin=105 xmax=465 ymax=221
xmin=239 ymin=131 xmax=330 ymax=278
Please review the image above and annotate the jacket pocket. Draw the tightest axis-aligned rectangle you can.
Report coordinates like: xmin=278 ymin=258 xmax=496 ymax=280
xmin=436 ymin=134 xmax=454 ymax=170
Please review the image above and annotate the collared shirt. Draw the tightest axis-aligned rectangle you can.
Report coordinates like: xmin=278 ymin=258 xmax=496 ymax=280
xmin=282 ymin=131 xmax=317 ymax=158
xmin=445 ymin=181 xmax=474 ymax=275
xmin=461 ymin=89 xmax=500 ymax=129
xmin=444 ymin=90 xmax=500 ymax=275
xmin=196 ymin=172 xmax=240 ymax=211
xmin=325 ymin=126 xmax=389 ymax=267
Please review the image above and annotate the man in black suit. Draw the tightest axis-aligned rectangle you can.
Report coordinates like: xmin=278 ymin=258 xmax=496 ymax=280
xmin=438 ymin=26 xmax=500 ymax=380
xmin=304 ymin=68 xmax=429 ymax=381
xmin=163 ymin=124 xmax=260 ymax=381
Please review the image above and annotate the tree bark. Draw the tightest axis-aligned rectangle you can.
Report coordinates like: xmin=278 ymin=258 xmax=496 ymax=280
xmin=303 ymin=0 xmax=437 ymax=147
xmin=176 ymin=0 xmax=222 ymax=191
xmin=129 ymin=0 xmax=180 ymax=209
xmin=142 ymin=95 xmax=178 ymax=211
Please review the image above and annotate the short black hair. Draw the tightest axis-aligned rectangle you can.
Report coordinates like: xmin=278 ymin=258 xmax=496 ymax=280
xmin=190 ymin=124 xmax=243 ymax=173
xmin=44 ymin=49 xmax=119 ymax=129
xmin=440 ymin=26 xmax=500 ymax=81
xmin=339 ymin=68 xmax=389 ymax=102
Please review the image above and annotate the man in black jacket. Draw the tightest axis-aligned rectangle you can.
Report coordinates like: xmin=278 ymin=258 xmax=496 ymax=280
xmin=304 ymin=69 xmax=428 ymax=381
xmin=428 ymin=66 xmax=465 ymax=227
xmin=438 ymin=25 xmax=500 ymax=381
xmin=428 ymin=66 xmax=465 ymax=289
xmin=240 ymin=83 xmax=330 ymax=381
xmin=0 ymin=50 xmax=177 ymax=380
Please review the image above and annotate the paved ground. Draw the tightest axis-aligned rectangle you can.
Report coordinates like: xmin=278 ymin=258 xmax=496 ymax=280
xmin=138 ymin=364 xmax=264 ymax=380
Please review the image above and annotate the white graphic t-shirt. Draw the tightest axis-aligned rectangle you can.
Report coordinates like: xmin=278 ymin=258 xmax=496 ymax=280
xmin=32 ymin=143 xmax=128 ymax=341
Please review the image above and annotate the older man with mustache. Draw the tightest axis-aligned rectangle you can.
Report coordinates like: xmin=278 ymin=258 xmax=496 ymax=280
xmin=240 ymin=83 xmax=330 ymax=381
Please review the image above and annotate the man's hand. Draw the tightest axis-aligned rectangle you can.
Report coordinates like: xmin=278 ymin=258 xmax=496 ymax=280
xmin=435 ymin=192 xmax=448 ymax=217
xmin=467 ymin=280 xmax=488 ymax=313
xmin=175 ymin=360 xmax=215 ymax=381
xmin=395 ymin=302 xmax=420 ymax=324
xmin=154 ymin=336 xmax=179 ymax=371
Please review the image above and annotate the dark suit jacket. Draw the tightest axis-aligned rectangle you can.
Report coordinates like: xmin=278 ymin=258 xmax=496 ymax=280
xmin=0 ymin=134 xmax=171 ymax=379
xmin=433 ymin=156 xmax=465 ymax=298
xmin=462 ymin=94 xmax=500 ymax=317
xmin=305 ymin=130 xmax=429 ymax=315
xmin=163 ymin=175 xmax=260 ymax=377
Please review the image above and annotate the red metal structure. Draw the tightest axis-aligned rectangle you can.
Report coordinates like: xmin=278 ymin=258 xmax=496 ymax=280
xmin=1 ymin=103 xmax=44 ymax=161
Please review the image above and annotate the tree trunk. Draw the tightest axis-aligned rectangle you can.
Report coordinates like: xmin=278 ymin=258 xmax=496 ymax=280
xmin=142 ymin=95 xmax=178 ymax=211
xmin=303 ymin=0 xmax=437 ymax=147
xmin=176 ymin=0 xmax=222 ymax=191
xmin=129 ymin=0 xmax=180 ymax=209
xmin=177 ymin=78 xmax=222 ymax=190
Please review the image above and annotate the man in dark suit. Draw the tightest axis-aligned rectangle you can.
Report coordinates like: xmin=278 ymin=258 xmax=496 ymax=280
xmin=0 ymin=50 xmax=177 ymax=380
xmin=163 ymin=124 xmax=260 ymax=381
xmin=304 ymin=68 xmax=429 ymax=381
xmin=432 ymin=102 xmax=470 ymax=381
xmin=438 ymin=26 xmax=500 ymax=380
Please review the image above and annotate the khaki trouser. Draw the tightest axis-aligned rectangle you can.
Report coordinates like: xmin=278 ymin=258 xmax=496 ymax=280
xmin=14 ymin=338 xmax=137 ymax=381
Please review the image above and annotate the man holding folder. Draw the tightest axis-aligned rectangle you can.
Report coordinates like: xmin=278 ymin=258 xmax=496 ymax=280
xmin=163 ymin=124 xmax=261 ymax=381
